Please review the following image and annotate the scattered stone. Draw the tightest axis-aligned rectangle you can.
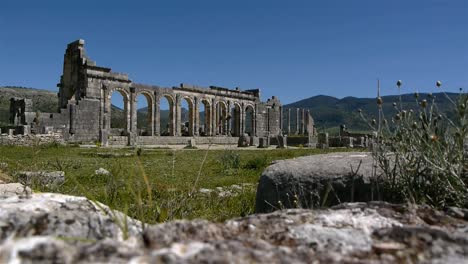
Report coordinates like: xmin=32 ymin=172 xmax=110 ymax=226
xmin=197 ymin=184 xmax=256 ymax=198
xmin=0 ymin=193 xmax=142 ymax=244
xmin=95 ymin=168 xmax=111 ymax=176
xmin=188 ymin=138 xmax=196 ymax=148
xmin=198 ymin=188 xmax=212 ymax=195
xmin=96 ymin=152 xmax=134 ymax=158
xmin=255 ymin=152 xmax=381 ymax=213
xmin=16 ymin=171 xmax=65 ymax=186
xmin=237 ymin=134 xmax=250 ymax=147
xmin=0 ymin=183 xmax=32 ymax=198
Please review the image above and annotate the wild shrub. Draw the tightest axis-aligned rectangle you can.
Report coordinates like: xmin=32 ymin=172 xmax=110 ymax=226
xmin=218 ymin=150 xmax=241 ymax=174
xmin=243 ymin=155 xmax=269 ymax=170
xmin=361 ymin=81 xmax=467 ymax=207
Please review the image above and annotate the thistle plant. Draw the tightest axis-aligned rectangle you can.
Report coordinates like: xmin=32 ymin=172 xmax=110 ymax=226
xmin=360 ymin=80 xmax=467 ymax=208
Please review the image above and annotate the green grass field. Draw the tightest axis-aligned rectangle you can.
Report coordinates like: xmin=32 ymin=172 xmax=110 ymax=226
xmin=0 ymin=145 xmax=352 ymax=223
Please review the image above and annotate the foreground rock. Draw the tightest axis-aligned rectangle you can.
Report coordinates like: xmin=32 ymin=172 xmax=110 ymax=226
xmin=0 ymin=192 xmax=142 ymax=244
xmin=255 ymin=152 xmax=381 ymax=213
xmin=0 ymin=188 xmax=467 ymax=263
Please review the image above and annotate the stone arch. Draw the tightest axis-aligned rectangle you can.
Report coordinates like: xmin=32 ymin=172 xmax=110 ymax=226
xmin=245 ymin=104 xmax=255 ymax=136
xmin=199 ymin=98 xmax=211 ymax=136
xmin=136 ymin=91 xmax=154 ymax=136
xmin=159 ymin=94 xmax=175 ymax=136
xmin=180 ymin=96 xmax=195 ymax=136
xmin=107 ymin=88 xmax=130 ymax=135
xmin=231 ymin=102 xmax=242 ymax=137
xmin=215 ymin=100 xmax=228 ymax=135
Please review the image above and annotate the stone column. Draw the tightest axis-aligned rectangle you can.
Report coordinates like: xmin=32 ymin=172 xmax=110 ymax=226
xmin=154 ymin=93 xmax=160 ymax=136
xmin=128 ymin=88 xmax=137 ymax=146
xmin=211 ymin=99 xmax=216 ymax=136
xmin=213 ymin=101 xmax=218 ymax=135
xmin=99 ymin=87 xmax=108 ymax=146
xmin=279 ymin=106 xmax=283 ymax=135
xmin=148 ymin=97 xmax=155 ymax=136
xmin=295 ymin=108 xmax=300 ymax=135
xmin=226 ymin=101 xmax=231 ymax=136
xmin=253 ymin=105 xmax=258 ymax=137
xmin=240 ymin=103 xmax=245 ymax=134
xmin=175 ymin=94 xmax=181 ymax=136
xmin=194 ymin=97 xmax=199 ymax=136
xmin=301 ymin=108 xmax=305 ymax=135
xmin=287 ymin=108 xmax=291 ymax=135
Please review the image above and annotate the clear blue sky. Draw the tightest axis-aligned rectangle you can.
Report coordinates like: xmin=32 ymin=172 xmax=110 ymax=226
xmin=1 ymin=0 xmax=467 ymax=105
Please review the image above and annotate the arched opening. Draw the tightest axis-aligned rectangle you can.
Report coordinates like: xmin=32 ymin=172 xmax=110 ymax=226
xmin=180 ymin=97 xmax=194 ymax=136
xmin=199 ymin=99 xmax=211 ymax=136
xmin=231 ymin=103 xmax=241 ymax=137
xmin=215 ymin=101 xmax=228 ymax=135
xmin=109 ymin=89 xmax=129 ymax=136
xmin=245 ymin=105 xmax=255 ymax=136
xmin=136 ymin=93 xmax=153 ymax=136
xmin=159 ymin=95 xmax=174 ymax=136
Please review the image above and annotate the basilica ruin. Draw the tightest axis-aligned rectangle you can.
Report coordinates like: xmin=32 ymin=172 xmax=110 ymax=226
xmin=6 ymin=40 xmax=315 ymax=147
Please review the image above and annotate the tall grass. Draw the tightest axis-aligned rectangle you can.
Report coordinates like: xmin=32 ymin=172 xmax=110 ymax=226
xmin=361 ymin=81 xmax=467 ymax=207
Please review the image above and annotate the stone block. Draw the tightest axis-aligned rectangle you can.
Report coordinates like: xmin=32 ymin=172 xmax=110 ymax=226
xmin=238 ymin=134 xmax=250 ymax=147
xmin=258 ymin=137 xmax=269 ymax=148
xmin=317 ymin=133 xmax=329 ymax=149
xmin=276 ymin=135 xmax=287 ymax=148
xmin=188 ymin=138 xmax=196 ymax=148
xmin=250 ymin=136 xmax=259 ymax=146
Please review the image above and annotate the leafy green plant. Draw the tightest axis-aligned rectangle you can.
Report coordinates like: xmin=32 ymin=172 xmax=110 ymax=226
xmin=360 ymin=81 xmax=467 ymax=207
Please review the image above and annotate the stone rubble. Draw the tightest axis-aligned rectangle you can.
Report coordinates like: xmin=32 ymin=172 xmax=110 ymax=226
xmin=198 ymin=183 xmax=255 ymax=198
xmin=16 ymin=171 xmax=65 ymax=186
xmin=95 ymin=167 xmax=111 ymax=176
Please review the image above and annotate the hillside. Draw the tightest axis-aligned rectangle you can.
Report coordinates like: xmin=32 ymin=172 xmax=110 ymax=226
xmin=284 ymin=92 xmax=460 ymax=133
xmin=0 ymin=86 xmax=58 ymax=126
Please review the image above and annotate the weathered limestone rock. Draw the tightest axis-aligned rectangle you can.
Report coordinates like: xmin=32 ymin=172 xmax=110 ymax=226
xmin=95 ymin=168 xmax=111 ymax=176
xmin=141 ymin=202 xmax=468 ymax=263
xmin=255 ymin=152 xmax=380 ymax=213
xmin=0 ymin=193 xmax=142 ymax=244
xmin=16 ymin=171 xmax=65 ymax=186
xmin=237 ymin=134 xmax=250 ymax=147
xmin=0 ymin=183 xmax=32 ymax=198
xmin=0 ymin=191 xmax=467 ymax=263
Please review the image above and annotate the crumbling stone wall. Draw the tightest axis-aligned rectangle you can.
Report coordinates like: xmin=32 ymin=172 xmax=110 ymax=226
xmin=7 ymin=39 xmax=284 ymax=146
xmin=0 ymin=133 xmax=64 ymax=146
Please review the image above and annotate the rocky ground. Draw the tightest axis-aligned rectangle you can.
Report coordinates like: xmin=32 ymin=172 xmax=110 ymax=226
xmin=0 ymin=182 xmax=467 ymax=263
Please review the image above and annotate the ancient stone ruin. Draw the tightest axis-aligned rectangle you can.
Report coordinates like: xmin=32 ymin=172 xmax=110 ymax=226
xmin=7 ymin=40 xmax=293 ymax=146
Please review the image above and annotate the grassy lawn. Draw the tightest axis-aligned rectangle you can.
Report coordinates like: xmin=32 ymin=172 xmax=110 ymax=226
xmin=0 ymin=145 xmax=354 ymax=223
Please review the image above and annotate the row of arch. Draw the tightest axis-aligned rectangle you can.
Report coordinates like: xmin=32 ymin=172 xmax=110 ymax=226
xmin=106 ymin=89 xmax=256 ymax=137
